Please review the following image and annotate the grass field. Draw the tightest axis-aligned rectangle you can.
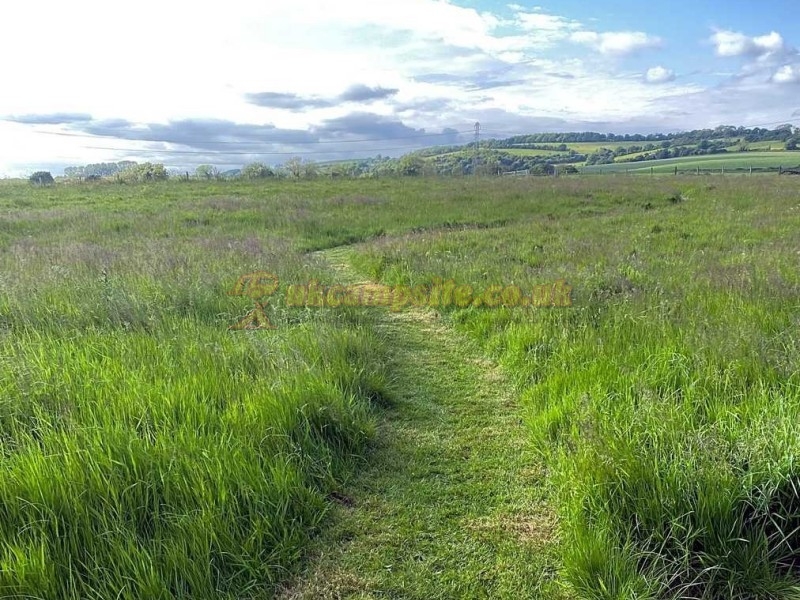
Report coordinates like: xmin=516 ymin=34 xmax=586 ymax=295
xmin=423 ymin=142 xmax=799 ymax=172
xmin=503 ymin=148 xmax=563 ymax=157
xmin=724 ymin=140 xmax=787 ymax=152
xmin=424 ymin=148 xmax=562 ymax=159
xmin=612 ymin=144 xmax=696 ymax=162
xmin=584 ymin=151 xmax=800 ymax=173
xmin=1 ymin=176 xmax=800 ymax=598
xmin=548 ymin=142 xmax=628 ymax=153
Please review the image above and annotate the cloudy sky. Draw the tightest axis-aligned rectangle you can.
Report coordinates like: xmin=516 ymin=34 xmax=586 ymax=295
xmin=2 ymin=0 xmax=800 ymax=176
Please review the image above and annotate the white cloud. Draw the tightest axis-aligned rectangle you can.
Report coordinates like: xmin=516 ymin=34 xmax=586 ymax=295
xmin=711 ymin=29 xmax=786 ymax=58
xmin=515 ymin=12 xmax=580 ymax=32
xmin=511 ymin=8 xmax=659 ymax=56
xmin=773 ymin=64 xmax=800 ymax=84
xmin=645 ymin=66 xmax=676 ymax=84
xmin=571 ymin=30 xmax=662 ymax=56
xmin=708 ymin=28 xmax=798 ymax=90
xmin=508 ymin=9 xmax=582 ymax=47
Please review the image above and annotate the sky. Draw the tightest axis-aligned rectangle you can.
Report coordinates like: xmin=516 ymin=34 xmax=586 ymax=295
xmin=2 ymin=0 xmax=800 ymax=176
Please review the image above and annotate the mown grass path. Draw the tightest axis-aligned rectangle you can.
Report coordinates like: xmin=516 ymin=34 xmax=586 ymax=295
xmin=279 ymin=247 xmax=563 ymax=599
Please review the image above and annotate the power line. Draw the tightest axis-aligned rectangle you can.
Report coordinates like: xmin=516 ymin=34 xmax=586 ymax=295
xmin=474 ymin=121 xmax=480 ymax=177
xmin=76 ymin=143 xmax=461 ymax=156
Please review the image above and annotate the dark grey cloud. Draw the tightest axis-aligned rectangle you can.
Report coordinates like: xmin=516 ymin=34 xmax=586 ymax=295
xmin=339 ymin=84 xmax=398 ymax=102
xmin=40 ymin=113 xmax=469 ymax=173
xmin=414 ymin=73 xmax=464 ymax=85
xmin=395 ymin=97 xmax=454 ymax=113
xmin=244 ymin=92 xmax=333 ymax=110
xmin=59 ymin=113 xmax=464 ymax=160
xmin=414 ymin=72 xmax=527 ymax=89
xmin=311 ymin=113 xmax=466 ymax=152
xmin=75 ymin=118 xmax=319 ymax=149
xmin=313 ymin=112 xmax=425 ymax=139
xmin=546 ymin=72 xmax=576 ymax=79
xmin=439 ymin=127 xmax=462 ymax=145
xmin=87 ymin=118 xmax=133 ymax=130
xmin=245 ymin=84 xmax=399 ymax=111
xmin=3 ymin=112 xmax=93 ymax=125
xmin=468 ymin=77 xmax=528 ymax=91
xmin=414 ymin=66 xmax=529 ymax=91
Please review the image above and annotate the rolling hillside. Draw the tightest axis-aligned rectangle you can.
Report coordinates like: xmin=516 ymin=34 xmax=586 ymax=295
xmin=582 ymin=151 xmax=800 ymax=173
xmin=405 ymin=125 xmax=800 ymax=175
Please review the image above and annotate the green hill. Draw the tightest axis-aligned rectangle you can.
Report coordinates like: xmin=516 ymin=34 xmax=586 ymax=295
xmin=582 ymin=151 xmax=800 ymax=173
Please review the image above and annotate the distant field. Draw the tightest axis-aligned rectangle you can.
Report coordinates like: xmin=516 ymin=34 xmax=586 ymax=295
xmin=425 ymin=142 xmax=798 ymax=170
xmin=724 ymin=140 xmax=786 ymax=152
xmin=502 ymin=142 xmax=628 ymax=153
xmin=503 ymin=148 xmax=563 ymax=157
xmin=506 ymin=139 xmax=790 ymax=164
xmin=425 ymin=148 xmax=561 ymax=159
xmin=584 ymin=150 xmax=800 ymax=173
xmin=612 ymin=145 xmax=696 ymax=162
xmin=421 ymin=138 xmax=793 ymax=170
xmin=565 ymin=141 xmax=628 ymax=153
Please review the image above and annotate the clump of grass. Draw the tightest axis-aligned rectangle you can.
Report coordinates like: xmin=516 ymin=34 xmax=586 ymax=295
xmin=0 ymin=180 xmax=397 ymax=598
xmin=0 ymin=322 xmax=390 ymax=599
xmin=556 ymin=376 xmax=800 ymax=599
xmin=667 ymin=190 xmax=687 ymax=203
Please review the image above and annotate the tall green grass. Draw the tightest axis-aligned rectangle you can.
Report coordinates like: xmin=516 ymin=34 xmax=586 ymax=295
xmin=0 ymin=182 xmax=393 ymax=598
xmin=0 ymin=324 xmax=390 ymax=598
xmin=350 ymin=176 xmax=800 ymax=598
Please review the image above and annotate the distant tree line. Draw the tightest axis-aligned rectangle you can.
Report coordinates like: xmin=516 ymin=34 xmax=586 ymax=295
xmin=584 ymin=140 xmax=733 ymax=165
xmin=64 ymin=161 xmax=138 ymax=179
xmin=61 ymin=161 xmax=168 ymax=182
xmin=485 ymin=124 xmax=798 ymax=147
xmin=29 ymin=171 xmax=55 ymax=185
xmin=50 ymin=123 xmax=800 ymax=186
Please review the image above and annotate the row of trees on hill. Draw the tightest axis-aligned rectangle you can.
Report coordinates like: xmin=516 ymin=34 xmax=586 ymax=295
xmin=421 ymin=149 xmax=581 ymax=176
xmin=51 ymin=150 xmax=576 ymax=185
xmin=61 ymin=161 xmax=168 ymax=182
xmin=486 ymin=124 xmax=799 ymax=148
xmin=585 ymin=140 xmax=733 ymax=165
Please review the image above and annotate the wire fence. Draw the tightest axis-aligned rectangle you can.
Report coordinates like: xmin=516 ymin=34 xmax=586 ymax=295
xmin=580 ymin=165 xmax=800 ymax=176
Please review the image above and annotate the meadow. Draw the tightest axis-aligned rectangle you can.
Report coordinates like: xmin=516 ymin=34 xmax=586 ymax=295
xmin=1 ymin=175 xmax=799 ymax=598
xmin=583 ymin=151 xmax=800 ymax=173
